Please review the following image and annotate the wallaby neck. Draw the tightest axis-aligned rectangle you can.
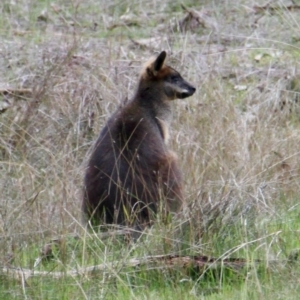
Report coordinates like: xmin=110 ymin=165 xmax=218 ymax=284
xmin=133 ymin=90 xmax=171 ymax=119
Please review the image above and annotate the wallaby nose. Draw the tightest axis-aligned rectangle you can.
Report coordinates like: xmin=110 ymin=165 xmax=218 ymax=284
xmin=186 ymin=85 xmax=196 ymax=97
xmin=190 ymin=86 xmax=196 ymax=94
xmin=181 ymin=85 xmax=196 ymax=99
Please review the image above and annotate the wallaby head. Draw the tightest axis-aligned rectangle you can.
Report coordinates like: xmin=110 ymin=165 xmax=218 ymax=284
xmin=139 ymin=51 xmax=196 ymax=101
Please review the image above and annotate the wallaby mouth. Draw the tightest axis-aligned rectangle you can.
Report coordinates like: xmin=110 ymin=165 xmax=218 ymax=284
xmin=179 ymin=86 xmax=196 ymax=99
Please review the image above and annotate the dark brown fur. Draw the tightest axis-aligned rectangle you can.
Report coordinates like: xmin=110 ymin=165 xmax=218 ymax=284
xmin=82 ymin=51 xmax=195 ymax=228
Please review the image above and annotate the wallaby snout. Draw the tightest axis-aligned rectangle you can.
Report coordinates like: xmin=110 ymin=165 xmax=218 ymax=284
xmin=177 ymin=80 xmax=196 ymax=99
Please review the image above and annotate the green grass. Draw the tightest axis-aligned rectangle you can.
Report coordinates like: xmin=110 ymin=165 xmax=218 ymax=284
xmin=2 ymin=205 xmax=300 ymax=299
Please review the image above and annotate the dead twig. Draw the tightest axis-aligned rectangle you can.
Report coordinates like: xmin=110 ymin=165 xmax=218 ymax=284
xmin=253 ymin=2 xmax=300 ymax=14
xmin=0 ymin=89 xmax=32 ymax=98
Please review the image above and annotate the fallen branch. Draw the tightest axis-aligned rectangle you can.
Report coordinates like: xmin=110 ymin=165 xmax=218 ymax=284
xmin=253 ymin=2 xmax=300 ymax=14
xmin=1 ymin=254 xmax=286 ymax=281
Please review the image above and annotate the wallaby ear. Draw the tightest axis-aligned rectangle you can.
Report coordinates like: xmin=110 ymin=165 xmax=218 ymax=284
xmin=145 ymin=51 xmax=167 ymax=78
xmin=153 ymin=51 xmax=167 ymax=72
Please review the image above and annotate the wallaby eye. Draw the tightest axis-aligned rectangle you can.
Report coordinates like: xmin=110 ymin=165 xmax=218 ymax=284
xmin=170 ymin=74 xmax=179 ymax=82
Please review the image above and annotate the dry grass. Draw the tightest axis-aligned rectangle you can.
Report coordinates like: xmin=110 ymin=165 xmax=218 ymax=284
xmin=1 ymin=0 xmax=300 ymax=298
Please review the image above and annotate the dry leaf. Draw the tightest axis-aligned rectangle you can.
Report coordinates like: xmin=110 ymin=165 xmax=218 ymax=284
xmin=254 ymin=52 xmax=269 ymax=62
xmin=234 ymin=85 xmax=248 ymax=91
xmin=37 ymin=9 xmax=48 ymax=22
xmin=131 ymin=37 xmax=168 ymax=50
xmin=108 ymin=13 xmax=141 ymax=30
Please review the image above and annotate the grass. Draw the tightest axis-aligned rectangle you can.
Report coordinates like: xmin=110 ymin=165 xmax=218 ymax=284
xmin=1 ymin=0 xmax=300 ymax=299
